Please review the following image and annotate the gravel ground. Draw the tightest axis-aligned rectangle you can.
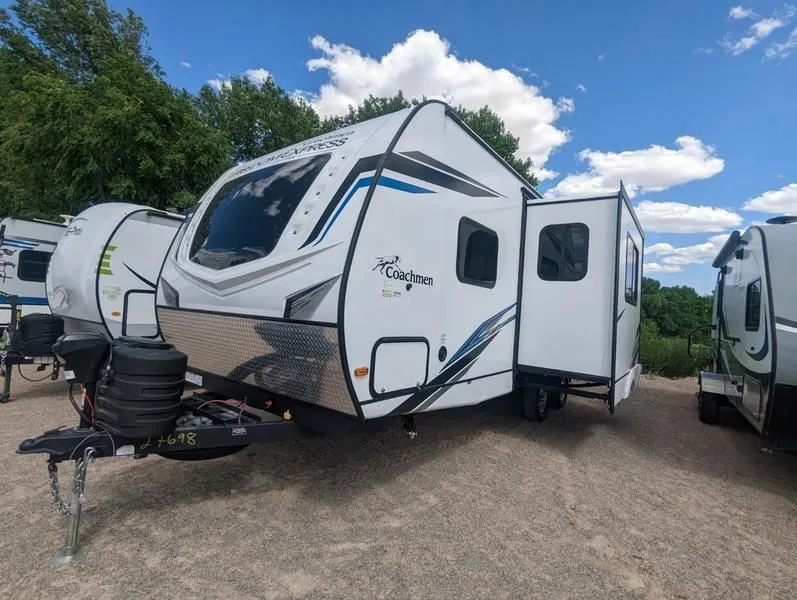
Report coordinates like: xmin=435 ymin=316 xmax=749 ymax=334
xmin=1 ymin=373 xmax=796 ymax=599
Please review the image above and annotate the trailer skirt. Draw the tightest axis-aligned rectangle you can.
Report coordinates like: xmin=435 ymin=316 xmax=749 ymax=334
xmin=158 ymin=307 xmax=356 ymax=415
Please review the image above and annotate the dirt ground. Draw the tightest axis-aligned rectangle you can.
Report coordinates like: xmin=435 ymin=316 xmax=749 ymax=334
xmin=1 ymin=374 xmax=796 ymax=600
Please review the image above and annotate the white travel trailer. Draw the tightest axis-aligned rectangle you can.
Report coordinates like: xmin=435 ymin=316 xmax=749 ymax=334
xmin=154 ymin=100 xmax=644 ymax=424
xmin=695 ymin=216 xmax=797 ymax=448
xmin=46 ymin=203 xmax=184 ymax=340
xmin=19 ymin=101 xmax=645 ymax=561
xmin=0 ymin=216 xmax=68 ymax=330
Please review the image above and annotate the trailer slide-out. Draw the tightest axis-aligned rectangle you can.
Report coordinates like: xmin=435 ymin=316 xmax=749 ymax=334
xmin=17 ymin=101 xmax=645 ymax=562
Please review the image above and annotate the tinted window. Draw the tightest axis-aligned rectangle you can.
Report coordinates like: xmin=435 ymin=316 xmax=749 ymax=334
xmin=457 ymin=218 xmax=498 ymax=288
xmin=745 ymin=279 xmax=761 ymax=331
xmin=18 ymin=249 xmax=51 ymax=282
xmin=537 ymin=223 xmax=589 ymax=282
xmin=624 ymin=235 xmax=639 ymax=306
xmin=190 ymin=154 xmax=330 ymax=270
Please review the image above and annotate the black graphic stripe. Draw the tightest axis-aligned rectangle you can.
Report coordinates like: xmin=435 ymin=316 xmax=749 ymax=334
xmin=387 ymin=334 xmax=497 ymax=415
xmin=412 ymin=359 xmax=478 ymax=413
xmin=301 ymin=154 xmax=382 ymax=248
xmin=632 ymin=323 xmax=641 ymax=365
xmin=746 ymin=318 xmax=769 ymax=362
xmin=776 ymin=316 xmax=797 ymax=329
xmin=384 ymin=154 xmax=498 ymax=198
xmin=283 ymin=275 xmax=341 ymax=319
xmin=400 ymin=151 xmax=502 ymax=197
xmin=616 ymin=309 xmax=625 ymax=323
xmin=124 ymin=263 xmax=156 ymax=289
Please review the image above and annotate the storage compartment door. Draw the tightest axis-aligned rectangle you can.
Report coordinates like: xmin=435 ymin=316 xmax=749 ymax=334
xmin=370 ymin=338 xmax=429 ymax=398
xmin=122 ymin=290 xmax=158 ymax=338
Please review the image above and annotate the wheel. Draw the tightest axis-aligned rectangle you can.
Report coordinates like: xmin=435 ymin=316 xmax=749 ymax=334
xmin=698 ymin=391 xmax=720 ymax=424
xmin=548 ymin=378 xmax=568 ymax=410
xmin=523 ymin=387 xmax=549 ymax=422
xmin=158 ymin=445 xmax=249 ymax=461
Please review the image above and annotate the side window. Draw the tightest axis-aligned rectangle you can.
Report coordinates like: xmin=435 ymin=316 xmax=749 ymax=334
xmin=537 ymin=223 xmax=589 ymax=281
xmin=745 ymin=279 xmax=761 ymax=331
xmin=457 ymin=217 xmax=498 ymax=288
xmin=624 ymin=235 xmax=639 ymax=306
xmin=17 ymin=249 xmax=51 ymax=282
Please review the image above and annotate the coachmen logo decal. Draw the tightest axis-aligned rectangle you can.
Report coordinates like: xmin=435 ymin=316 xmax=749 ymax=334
xmin=374 ymin=255 xmax=434 ymax=287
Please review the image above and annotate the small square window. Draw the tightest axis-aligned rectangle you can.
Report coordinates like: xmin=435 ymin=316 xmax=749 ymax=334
xmin=457 ymin=218 xmax=498 ymax=288
xmin=537 ymin=223 xmax=589 ymax=282
xmin=745 ymin=279 xmax=761 ymax=331
xmin=624 ymin=235 xmax=639 ymax=306
xmin=17 ymin=249 xmax=51 ymax=282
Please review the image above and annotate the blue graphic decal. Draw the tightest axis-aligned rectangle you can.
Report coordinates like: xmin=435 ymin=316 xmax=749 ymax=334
xmin=0 ymin=295 xmax=49 ymax=306
xmin=445 ymin=304 xmax=517 ymax=368
xmin=313 ymin=175 xmax=434 ymax=246
xmin=2 ymin=239 xmax=38 ymax=249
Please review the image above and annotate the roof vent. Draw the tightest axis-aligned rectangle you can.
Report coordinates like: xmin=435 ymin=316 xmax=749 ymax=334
xmin=765 ymin=215 xmax=797 ymax=225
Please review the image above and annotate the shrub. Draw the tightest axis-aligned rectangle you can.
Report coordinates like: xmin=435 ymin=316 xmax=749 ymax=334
xmin=640 ymin=318 xmax=708 ymax=377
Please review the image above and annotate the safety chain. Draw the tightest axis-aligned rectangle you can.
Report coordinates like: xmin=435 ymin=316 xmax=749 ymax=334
xmin=47 ymin=459 xmax=71 ymax=517
xmin=0 ymin=351 xmax=6 ymax=377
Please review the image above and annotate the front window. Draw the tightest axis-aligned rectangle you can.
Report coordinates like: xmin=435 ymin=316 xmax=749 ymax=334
xmin=189 ymin=154 xmax=330 ymax=270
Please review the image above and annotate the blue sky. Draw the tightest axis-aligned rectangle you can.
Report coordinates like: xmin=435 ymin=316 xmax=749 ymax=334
xmin=18 ymin=0 xmax=797 ymax=292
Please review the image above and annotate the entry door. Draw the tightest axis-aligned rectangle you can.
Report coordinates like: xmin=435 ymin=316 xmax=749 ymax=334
xmin=342 ymin=186 xmax=522 ymax=418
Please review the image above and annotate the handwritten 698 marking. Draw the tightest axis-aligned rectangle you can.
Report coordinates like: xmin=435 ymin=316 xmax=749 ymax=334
xmin=138 ymin=432 xmax=197 ymax=451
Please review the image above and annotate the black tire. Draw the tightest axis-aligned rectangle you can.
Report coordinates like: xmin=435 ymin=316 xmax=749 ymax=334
xmin=523 ymin=387 xmax=549 ymax=422
xmin=698 ymin=391 xmax=720 ymax=424
xmin=158 ymin=445 xmax=249 ymax=461
xmin=548 ymin=378 xmax=568 ymax=410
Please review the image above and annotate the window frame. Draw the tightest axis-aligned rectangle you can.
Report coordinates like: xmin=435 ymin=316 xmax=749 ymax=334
xmin=745 ymin=278 xmax=762 ymax=332
xmin=456 ymin=217 xmax=499 ymax=289
xmin=624 ymin=234 xmax=639 ymax=306
xmin=17 ymin=249 xmax=51 ymax=283
xmin=536 ymin=222 xmax=590 ymax=282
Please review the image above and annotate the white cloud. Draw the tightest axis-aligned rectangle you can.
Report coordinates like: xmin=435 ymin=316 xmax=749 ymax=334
xmin=244 ymin=67 xmax=271 ymax=84
xmin=207 ymin=78 xmax=228 ymax=91
xmin=546 ymin=136 xmax=725 ymax=198
xmin=644 ymin=262 xmax=683 ymax=274
xmin=301 ymin=30 xmax=573 ymax=178
xmin=743 ymin=183 xmax=797 ymax=213
xmin=180 ymin=61 xmax=192 ymax=69
xmin=635 ymin=201 xmax=743 ymax=233
xmin=207 ymin=67 xmax=272 ymax=90
xmin=721 ymin=4 xmax=796 ymax=55
xmin=729 ymin=6 xmax=755 ymax=19
xmin=694 ymin=47 xmax=715 ymax=54
xmin=576 ymin=83 xmax=587 ymax=92
xmin=765 ymin=27 xmax=797 ymax=59
xmin=597 ymin=53 xmax=607 ymax=61
xmin=511 ymin=62 xmax=537 ymax=77
xmin=644 ymin=234 xmax=730 ymax=272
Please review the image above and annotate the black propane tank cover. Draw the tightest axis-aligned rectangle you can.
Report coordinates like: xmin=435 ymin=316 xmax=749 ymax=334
xmin=94 ymin=337 xmax=188 ymax=439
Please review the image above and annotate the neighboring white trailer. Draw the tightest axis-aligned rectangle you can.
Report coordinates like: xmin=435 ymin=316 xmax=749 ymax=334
xmin=156 ymin=100 xmax=644 ymax=428
xmin=0 ymin=216 xmax=68 ymax=329
xmin=47 ymin=203 xmax=184 ymax=340
xmin=696 ymin=216 xmax=797 ymax=448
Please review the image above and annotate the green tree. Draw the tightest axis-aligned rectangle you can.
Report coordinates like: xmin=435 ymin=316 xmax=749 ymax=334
xmin=641 ymin=277 xmax=712 ymax=339
xmin=320 ymin=93 xmax=539 ymax=186
xmin=0 ymin=0 xmax=229 ymax=217
xmin=195 ymin=75 xmax=320 ymax=164
xmin=456 ymin=106 xmax=538 ymax=186
xmin=319 ymin=92 xmax=415 ymax=133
